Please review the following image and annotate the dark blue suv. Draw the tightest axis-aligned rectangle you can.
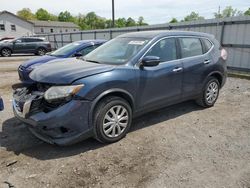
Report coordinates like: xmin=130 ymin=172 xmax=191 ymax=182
xmin=18 ymin=40 xmax=106 ymax=84
xmin=13 ymin=31 xmax=227 ymax=145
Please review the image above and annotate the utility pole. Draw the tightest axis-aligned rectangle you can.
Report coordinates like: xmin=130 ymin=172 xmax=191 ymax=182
xmin=112 ymin=0 xmax=115 ymax=28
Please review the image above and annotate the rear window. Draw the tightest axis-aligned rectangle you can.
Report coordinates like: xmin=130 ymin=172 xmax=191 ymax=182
xmin=203 ymin=38 xmax=213 ymax=52
xmin=179 ymin=38 xmax=203 ymax=58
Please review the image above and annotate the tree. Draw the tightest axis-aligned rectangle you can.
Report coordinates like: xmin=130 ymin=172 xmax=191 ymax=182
xmin=137 ymin=16 xmax=148 ymax=26
xmin=126 ymin=17 xmax=136 ymax=27
xmin=58 ymin=11 xmax=74 ymax=22
xmin=214 ymin=6 xmax=242 ymax=18
xmin=17 ymin=8 xmax=36 ymax=20
xmin=169 ymin=18 xmax=178 ymax=23
xmin=244 ymin=8 xmax=250 ymax=16
xmin=35 ymin=8 xmax=51 ymax=20
xmin=115 ymin=18 xmax=126 ymax=28
xmin=84 ymin=12 xmax=98 ymax=29
xmin=184 ymin=12 xmax=204 ymax=21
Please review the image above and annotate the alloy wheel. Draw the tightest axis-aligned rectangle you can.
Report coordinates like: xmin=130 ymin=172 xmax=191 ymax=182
xmin=206 ymin=81 xmax=219 ymax=104
xmin=2 ymin=49 xmax=11 ymax=57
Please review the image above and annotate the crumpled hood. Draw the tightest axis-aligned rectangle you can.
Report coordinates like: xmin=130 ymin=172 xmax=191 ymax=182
xmin=21 ymin=55 xmax=59 ymax=68
xmin=29 ymin=58 xmax=115 ymax=84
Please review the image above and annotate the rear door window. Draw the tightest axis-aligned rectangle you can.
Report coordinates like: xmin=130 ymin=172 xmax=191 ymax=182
xmin=203 ymin=38 xmax=213 ymax=53
xmin=179 ymin=38 xmax=203 ymax=58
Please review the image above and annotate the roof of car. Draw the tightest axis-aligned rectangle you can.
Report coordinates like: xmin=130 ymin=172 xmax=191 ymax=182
xmin=118 ymin=30 xmax=214 ymax=39
xmin=74 ymin=39 xmax=107 ymax=44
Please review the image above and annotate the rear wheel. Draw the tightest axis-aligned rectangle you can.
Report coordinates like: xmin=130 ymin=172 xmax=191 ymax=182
xmin=1 ymin=48 xmax=11 ymax=57
xmin=196 ymin=77 xmax=220 ymax=107
xmin=93 ymin=96 xmax=132 ymax=143
xmin=36 ymin=48 xmax=47 ymax=56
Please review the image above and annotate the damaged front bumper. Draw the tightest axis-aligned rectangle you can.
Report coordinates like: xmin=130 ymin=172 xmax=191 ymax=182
xmin=12 ymin=88 xmax=93 ymax=145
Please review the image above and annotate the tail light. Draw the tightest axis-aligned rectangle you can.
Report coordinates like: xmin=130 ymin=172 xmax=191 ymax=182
xmin=47 ymin=43 xmax=51 ymax=49
xmin=220 ymin=48 xmax=228 ymax=61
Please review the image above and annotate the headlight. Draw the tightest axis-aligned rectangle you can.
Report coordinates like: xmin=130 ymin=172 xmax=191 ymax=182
xmin=44 ymin=84 xmax=84 ymax=102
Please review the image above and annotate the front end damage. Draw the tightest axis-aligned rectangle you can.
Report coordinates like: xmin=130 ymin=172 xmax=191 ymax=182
xmin=12 ymin=83 xmax=93 ymax=145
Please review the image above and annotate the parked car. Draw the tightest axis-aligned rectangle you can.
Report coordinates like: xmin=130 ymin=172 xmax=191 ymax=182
xmin=0 ymin=37 xmax=51 ymax=57
xmin=18 ymin=40 xmax=106 ymax=84
xmin=12 ymin=30 xmax=227 ymax=145
xmin=0 ymin=97 xmax=4 ymax=111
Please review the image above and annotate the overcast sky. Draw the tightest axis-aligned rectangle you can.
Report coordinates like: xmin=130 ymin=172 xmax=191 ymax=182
xmin=1 ymin=0 xmax=249 ymax=24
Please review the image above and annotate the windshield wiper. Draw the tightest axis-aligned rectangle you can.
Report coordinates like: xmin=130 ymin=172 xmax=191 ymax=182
xmin=84 ymin=59 xmax=100 ymax=64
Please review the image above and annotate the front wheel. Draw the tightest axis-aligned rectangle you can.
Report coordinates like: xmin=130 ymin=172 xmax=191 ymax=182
xmin=196 ymin=77 xmax=220 ymax=107
xmin=93 ymin=96 xmax=132 ymax=143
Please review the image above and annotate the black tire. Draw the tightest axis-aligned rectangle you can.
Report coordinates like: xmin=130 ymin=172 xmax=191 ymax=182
xmin=195 ymin=76 xmax=220 ymax=107
xmin=36 ymin=47 xmax=47 ymax=56
xmin=1 ymin=48 xmax=12 ymax=57
xmin=93 ymin=96 xmax=132 ymax=143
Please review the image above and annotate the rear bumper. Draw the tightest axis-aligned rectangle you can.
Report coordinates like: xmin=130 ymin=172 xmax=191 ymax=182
xmin=13 ymin=99 xmax=94 ymax=145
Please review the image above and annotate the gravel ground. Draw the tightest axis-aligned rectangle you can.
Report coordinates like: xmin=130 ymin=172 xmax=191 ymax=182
xmin=0 ymin=59 xmax=250 ymax=188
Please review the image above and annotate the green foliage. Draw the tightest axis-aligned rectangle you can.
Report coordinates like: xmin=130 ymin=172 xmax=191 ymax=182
xmin=137 ymin=16 xmax=148 ymax=26
xmin=169 ymin=18 xmax=178 ymax=23
xmin=58 ymin=11 xmax=74 ymax=22
xmin=244 ymin=8 xmax=250 ymax=16
xmin=17 ymin=8 xmax=36 ymax=20
xmin=35 ymin=8 xmax=52 ymax=20
xmin=184 ymin=12 xmax=204 ymax=22
xmin=126 ymin=17 xmax=136 ymax=27
xmin=214 ymin=6 xmax=243 ymax=18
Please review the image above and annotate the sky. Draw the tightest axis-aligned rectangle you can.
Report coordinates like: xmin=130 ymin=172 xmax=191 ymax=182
xmin=0 ymin=0 xmax=249 ymax=24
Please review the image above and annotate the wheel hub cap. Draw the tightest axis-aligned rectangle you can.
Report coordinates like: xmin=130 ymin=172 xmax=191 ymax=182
xmin=103 ymin=105 xmax=128 ymax=138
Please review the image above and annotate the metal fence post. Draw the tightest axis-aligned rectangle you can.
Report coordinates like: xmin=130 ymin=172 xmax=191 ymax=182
xmin=61 ymin=33 xmax=63 ymax=46
xmin=70 ymin=33 xmax=72 ymax=43
xmin=220 ymin=21 xmax=225 ymax=47
xmin=109 ymin=30 xmax=113 ymax=39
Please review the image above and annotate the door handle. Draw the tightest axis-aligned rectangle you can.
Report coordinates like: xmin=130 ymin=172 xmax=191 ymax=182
xmin=172 ymin=67 xmax=183 ymax=72
xmin=204 ymin=60 xmax=210 ymax=64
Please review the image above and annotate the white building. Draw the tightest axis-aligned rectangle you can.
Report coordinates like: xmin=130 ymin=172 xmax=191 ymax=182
xmin=30 ymin=20 xmax=79 ymax=34
xmin=0 ymin=11 xmax=34 ymax=39
xmin=0 ymin=10 xmax=80 ymax=40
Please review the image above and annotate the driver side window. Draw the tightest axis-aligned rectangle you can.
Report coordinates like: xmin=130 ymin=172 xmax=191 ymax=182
xmin=78 ymin=45 xmax=96 ymax=56
xmin=145 ymin=38 xmax=177 ymax=62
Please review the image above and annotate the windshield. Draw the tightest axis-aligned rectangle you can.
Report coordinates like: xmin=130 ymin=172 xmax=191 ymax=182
xmin=50 ymin=42 xmax=82 ymax=57
xmin=84 ymin=37 xmax=149 ymax=65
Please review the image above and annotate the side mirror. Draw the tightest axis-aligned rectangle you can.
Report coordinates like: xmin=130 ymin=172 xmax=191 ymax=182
xmin=74 ymin=52 xmax=83 ymax=58
xmin=140 ymin=56 xmax=160 ymax=68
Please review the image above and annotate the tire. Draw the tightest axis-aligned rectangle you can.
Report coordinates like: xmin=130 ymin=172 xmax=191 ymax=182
xmin=1 ymin=48 xmax=11 ymax=57
xmin=195 ymin=76 xmax=220 ymax=107
xmin=36 ymin=47 xmax=47 ymax=56
xmin=93 ymin=96 xmax=132 ymax=143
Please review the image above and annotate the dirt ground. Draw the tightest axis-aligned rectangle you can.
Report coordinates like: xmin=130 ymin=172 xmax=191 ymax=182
xmin=0 ymin=59 xmax=250 ymax=188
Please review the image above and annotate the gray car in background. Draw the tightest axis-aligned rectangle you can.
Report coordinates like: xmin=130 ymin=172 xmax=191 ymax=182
xmin=0 ymin=37 xmax=52 ymax=57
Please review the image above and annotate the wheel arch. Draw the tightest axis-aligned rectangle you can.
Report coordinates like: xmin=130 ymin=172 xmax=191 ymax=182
xmin=88 ymin=89 xmax=135 ymax=126
xmin=205 ymin=71 xmax=223 ymax=88
xmin=1 ymin=47 xmax=13 ymax=53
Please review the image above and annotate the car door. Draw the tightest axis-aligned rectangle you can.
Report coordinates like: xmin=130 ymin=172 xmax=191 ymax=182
xmin=13 ymin=38 xmax=26 ymax=53
xmin=137 ymin=37 xmax=183 ymax=110
xmin=179 ymin=37 xmax=211 ymax=98
xmin=23 ymin=38 xmax=40 ymax=53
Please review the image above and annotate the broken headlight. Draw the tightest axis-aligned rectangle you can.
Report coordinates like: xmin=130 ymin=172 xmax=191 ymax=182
xmin=44 ymin=84 xmax=84 ymax=102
